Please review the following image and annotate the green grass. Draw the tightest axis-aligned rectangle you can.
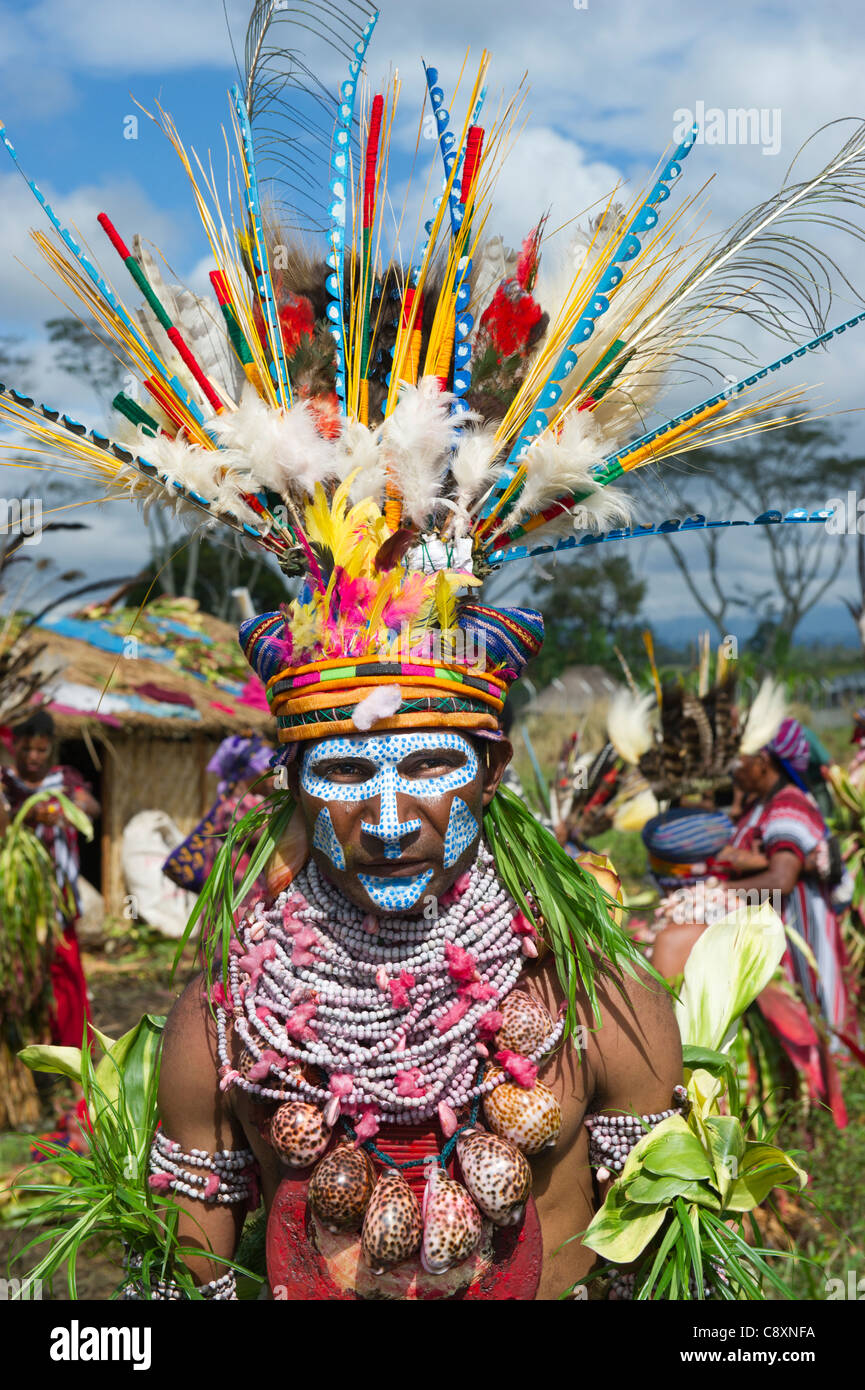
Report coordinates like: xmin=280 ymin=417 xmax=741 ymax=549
xmin=771 ymin=1059 xmax=865 ymax=1298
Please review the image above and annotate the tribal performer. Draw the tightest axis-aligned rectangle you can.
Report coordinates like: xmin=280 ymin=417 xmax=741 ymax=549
xmin=5 ymin=0 xmax=865 ymax=1302
xmin=1 ymin=710 xmax=99 ymax=1048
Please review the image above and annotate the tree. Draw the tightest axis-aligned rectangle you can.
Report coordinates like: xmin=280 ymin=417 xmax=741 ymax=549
xmin=658 ymin=420 xmax=863 ymax=649
xmin=45 ymin=318 xmax=127 ymax=398
xmin=529 ymin=550 xmax=647 ymax=688
xmin=126 ymin=532 xmax=293 ymax=621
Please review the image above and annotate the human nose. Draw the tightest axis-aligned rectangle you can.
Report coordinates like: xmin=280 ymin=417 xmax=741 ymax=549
xmin=361 ymin=765 xmax=421 ymax=860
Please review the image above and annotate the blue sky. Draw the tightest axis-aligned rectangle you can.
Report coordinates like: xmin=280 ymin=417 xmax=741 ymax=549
xmin=2 ymin=0 xmax=865 ymax=643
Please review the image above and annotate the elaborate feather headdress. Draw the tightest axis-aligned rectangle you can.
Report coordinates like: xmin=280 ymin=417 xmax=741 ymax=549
xmin=1 ymin=5 xmax=864 ymax=744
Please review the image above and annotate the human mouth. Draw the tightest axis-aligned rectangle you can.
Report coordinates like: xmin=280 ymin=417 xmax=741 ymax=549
xmin=360 ymin=860 xmax=432 ymax=877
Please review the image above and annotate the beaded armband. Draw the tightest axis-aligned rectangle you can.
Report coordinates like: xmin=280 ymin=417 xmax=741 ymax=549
xmin=583 ymin=1084 xmax=689 ymax=1180
xmin=121 ymin=1251 xmax=237 ymax=1301
xmin=148 ymin=1131 xmax=259 ymax=1208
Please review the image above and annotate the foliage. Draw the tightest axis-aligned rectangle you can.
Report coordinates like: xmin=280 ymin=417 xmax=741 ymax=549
xmin=825 ymin=763 xmax=865 ymax=973
xmin=577 ymin=904 xmax=809 ymax=1299
xmin=0 ymin=792 xmax=92 ymax=1029
xmin=774 ymin=1058 xmax=865 ymax=1299
xmin=529 ymin=551 xmax=647 ymax=687
xmin=661 ymin=420 xmax=862 ymax=644
xmin=484 ymin=786 xmax=665 ymax=1040
xmin=9 ymin=1016 xmax=250 ymax=1299
xmin=174 ymin=787 xmax=297 ymax=991
xmin=11 ymin=1017 xmax=185 ymax=1297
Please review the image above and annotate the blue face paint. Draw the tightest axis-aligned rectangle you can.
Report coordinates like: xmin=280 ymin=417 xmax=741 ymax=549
xmin=301 ymin=732 xmax=479 ymax=859
xmin=357 ymin=868 xmax=434 ymax=912
xmin=442 ymin=796 xmax=479 ymax=868
xmin=312 ymin=806 xmax=346 ymax=870
xmin=302 ymin=732 xmax=481 ymax=910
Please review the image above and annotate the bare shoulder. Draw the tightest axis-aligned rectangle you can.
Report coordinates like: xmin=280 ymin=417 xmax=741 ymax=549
xmin=525 ymin=952 xmax=681 ymax=1113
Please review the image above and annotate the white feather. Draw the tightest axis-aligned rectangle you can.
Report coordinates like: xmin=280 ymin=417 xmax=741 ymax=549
xmin=739 ymin=679 xmax=788 ymax=756
xmin=468 ymin=236 xmax=518 ymax=342
xmin=504 ymin=410 xmax=614 ymax=527
xmin=449 ymin=426 xmax=501 ymax=536
xmin=607 ymin=689 xmax=657 ymax=765
xmin=207 ymin=385 xmax=334 ymax=496
xmin=134 ymin=430 xmax=260 ymax=525
xmin=134 ymin=238 xmax=246 ymax=407
xmin=381 ymin=378 xmax=464 ymax=527
xmin=332 ymin=418 xmax=386 ymax=505
xmin=352 ymin=684 xmax=402 ymax=730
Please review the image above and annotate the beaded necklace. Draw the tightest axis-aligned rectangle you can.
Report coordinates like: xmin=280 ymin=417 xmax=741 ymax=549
xmin=214 ymin=842 xmax=563 ymax=1139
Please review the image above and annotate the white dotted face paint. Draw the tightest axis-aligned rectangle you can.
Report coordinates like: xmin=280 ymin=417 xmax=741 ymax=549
xmin=312 ymin=806 xmax=346 ymax=870
xmin=357 ymin=868 xmax=434 ymax=912
xmin=301 ymin=732 xmax=481 ymax=909
xmin=443 ymin=796 xmax=479 ymax=868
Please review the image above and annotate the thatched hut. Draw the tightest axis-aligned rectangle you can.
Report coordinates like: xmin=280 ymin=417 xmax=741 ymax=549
xmin=19 ymin=599 xmax=271 ymax=917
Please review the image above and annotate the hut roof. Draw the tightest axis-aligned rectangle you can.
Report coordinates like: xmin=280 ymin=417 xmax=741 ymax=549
xmin=18 ymin=599 xmax=271 ymax=739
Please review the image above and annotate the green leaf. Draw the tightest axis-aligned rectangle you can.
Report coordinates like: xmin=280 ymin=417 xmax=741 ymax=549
xmin=705 ymin=1115 xmax=745 ymax=1201
xmin=639 ymin=1127 xmax=716 ymax=1182
xmin=675 ymin=901 xmax=786 ymax=1052
xmin=583 ymin=1182 xmax=667 ymax=1262
xmin=18 ymin=1044 xmax=82 ymax=1081
xmin=626 ymin=1174 xmax=720 ymax=1210
xmin=725 ymin=1143 xmax=807 ymax=1212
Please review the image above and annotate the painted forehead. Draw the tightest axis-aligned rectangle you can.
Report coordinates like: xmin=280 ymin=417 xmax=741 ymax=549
xmin=302 ymin=731 xmax=476 ymax=767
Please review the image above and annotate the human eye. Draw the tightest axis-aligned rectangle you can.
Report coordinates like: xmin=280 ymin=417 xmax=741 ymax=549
xmin=401 ymin=751 xmax=465 ymax=779
xmin=314 ymin=759 xmax=376 ymax=784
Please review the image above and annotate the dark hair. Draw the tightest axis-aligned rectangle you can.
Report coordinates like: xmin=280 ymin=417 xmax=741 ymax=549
xmin=499 ymin=698 xmax=515 ymax=738
xmin=12 ymin=709 xmax=55 ymax=740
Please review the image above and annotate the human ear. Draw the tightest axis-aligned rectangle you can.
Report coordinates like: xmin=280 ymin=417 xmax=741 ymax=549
xmin=481 ymin=738 xmax=513 ymax=806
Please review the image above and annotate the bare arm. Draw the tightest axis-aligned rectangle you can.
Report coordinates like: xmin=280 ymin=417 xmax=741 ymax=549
xmin=721 ymin=847 xmax=801 ymax=895
xmin=526 ymin=957 xmax=681 ymax=1299
xmin=157 ymin=974 xmax=248 ymax=1286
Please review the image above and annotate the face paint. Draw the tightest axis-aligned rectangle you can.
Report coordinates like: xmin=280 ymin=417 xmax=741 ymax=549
xmin=442 ymin=796 xmax=479 ymax=868
xmin=357 ymin=868 xmax=434 ymax=912
xmin=301 ymin=732 xmax=479 ymax=864
xmin=312 ymin=806 xmax=346 ymax=870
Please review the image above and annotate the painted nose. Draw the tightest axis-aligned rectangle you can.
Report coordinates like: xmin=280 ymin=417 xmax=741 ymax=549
xmin=361 ymin=766 xmax=421 ymax=860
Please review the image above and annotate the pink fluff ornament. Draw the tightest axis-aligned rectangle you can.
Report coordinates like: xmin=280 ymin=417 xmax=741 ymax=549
xmin=284 ymin=1001 xmax=318 ymax=1041
xmin=459 ymin=979 xmax=496 ymax=1002
xmin=435 ymin=997 xmax=470 ymax=1033
xmin=395 ymin=1068 xmax=426 ymax=1098
xmin=496 ymin=1049 xmax=539 ymax=1089
xmin=444 ymin=941 xmax=478 ymax=984
xmin=247 ymin=1048 xmax=287 ymax=1083
xmin=148 ymin=1172 xmax=172 ymax=1192
xmin=353 ymin=1108 xmax=380 ymax=1146
xmin=237 ymin=940 xmax=277 ymax=986
xmin=388 ymin=969 xmax=415 ymax=1010
xmin=477 ymin=1009 xmax=504 ymax=1039
xmin=329 ymin=1073 xmax=355 ymax=1098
